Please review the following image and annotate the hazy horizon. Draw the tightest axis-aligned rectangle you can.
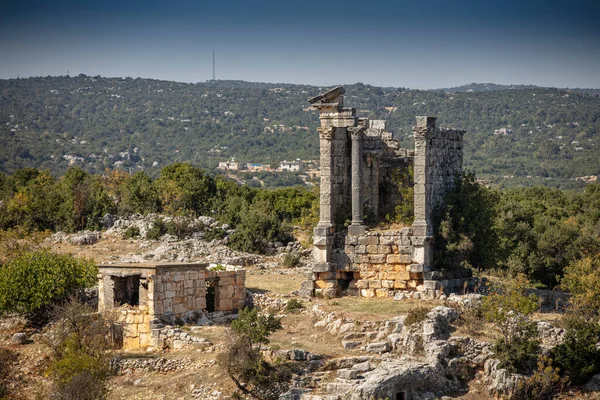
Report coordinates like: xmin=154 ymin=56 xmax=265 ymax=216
xmin=1 ymin=0 xmax=599 ymax=90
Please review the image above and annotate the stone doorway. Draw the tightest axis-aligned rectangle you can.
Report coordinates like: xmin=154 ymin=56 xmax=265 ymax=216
xmin=205 ymin=278 xmax=219 ymax=312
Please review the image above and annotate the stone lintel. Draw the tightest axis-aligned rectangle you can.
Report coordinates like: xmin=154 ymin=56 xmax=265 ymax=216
xmin=347 ymin=225 xmax=366 ymax=236
xmin=308 ymin=86 xmax=346 ymax=105
xmin=313 ymin=263 xmax=335 ymax=273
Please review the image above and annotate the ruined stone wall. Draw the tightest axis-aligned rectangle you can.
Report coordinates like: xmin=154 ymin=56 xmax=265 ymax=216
xmin=361 ymin=120 xmax=413 ymax=221
xmin=308 ymin=86 xmax=468 ymax=299
xmin=313 ymin=229 xmax=422 ymax=297
xmin=412 ymin=116 xmax=464 ymax=237
xmin=150 ymin=267 xmax=245 ymax=319
xmin=117 ymin=307 xmax=151 ymax=349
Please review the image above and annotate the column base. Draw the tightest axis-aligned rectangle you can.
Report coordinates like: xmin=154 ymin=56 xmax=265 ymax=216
xmin=347 ymin=224 xmax=366 ymax=236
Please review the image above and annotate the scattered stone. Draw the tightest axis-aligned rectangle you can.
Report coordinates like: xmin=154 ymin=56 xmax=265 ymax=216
xmin=11 ymin=332 xmax=27 ymax=344
xmin=365 ymin=342 xmax=390 ymax=354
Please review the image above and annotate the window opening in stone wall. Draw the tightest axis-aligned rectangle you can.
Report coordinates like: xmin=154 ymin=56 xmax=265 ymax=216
xmin=206 ymin=278 xmax=219 ymax=312
xmin=112 ymin=275 xmax=140 ymax=306
xmin=396 ymin=392 xmax=406 ymax=400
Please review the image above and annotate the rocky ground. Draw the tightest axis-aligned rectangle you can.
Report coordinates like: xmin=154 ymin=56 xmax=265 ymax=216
xmin=2 ymin=219 xmax=600 ymax=399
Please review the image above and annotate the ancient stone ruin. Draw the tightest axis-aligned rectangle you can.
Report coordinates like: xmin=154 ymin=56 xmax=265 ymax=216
xmin=303 ymin=86 xmax=469 ymax=298
xmin=98 ymin=263 xmax=245 ymax=350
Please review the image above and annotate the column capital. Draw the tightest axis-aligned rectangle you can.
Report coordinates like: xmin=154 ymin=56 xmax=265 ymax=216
xmin=318 ymin=127 xmax=334 ymax=140
xmin=348 ymin=126 xmax=365 ymax=140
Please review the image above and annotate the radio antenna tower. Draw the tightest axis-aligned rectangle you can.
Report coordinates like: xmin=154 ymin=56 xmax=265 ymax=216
xmin=212 ymin=50 xmax=216 ymax=81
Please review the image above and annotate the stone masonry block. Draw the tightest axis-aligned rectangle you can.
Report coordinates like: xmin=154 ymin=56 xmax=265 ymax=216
xmin=315 ymin=280 xmax=337 ymax=289
xmin=313 ymin=263 xmax=334 ymax=273
xmin=370 ymin=254 xmax=387 ymax=264
xmin=366 ymin=245 xmax=379 ymax=254
xmin=358 ymin=236 xmax=379 ymax=246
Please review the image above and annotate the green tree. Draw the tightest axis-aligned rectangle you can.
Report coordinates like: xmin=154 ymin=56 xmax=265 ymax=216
xmin=433 ymin=172 xmax=500 ymax=273
xmin=0 ymin=251 xmax=97 ymax=324
xmin=119 ymin=171 xmax=160 ymax=215
xmin=482 ymin=275 xmax=540 ymax=374
xmin=157 ymin=162 xmax=216 ymax=215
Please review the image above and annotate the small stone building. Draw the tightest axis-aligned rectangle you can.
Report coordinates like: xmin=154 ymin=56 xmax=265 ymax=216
xmin=98 ymin=263 xmax=246 ymax=349
xmin=303 ymin=86 xmax=471 ymax=298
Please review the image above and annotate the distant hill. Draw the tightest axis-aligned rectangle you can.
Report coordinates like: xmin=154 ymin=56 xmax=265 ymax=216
xmin=1 ymin=76 xmax=599 ymax=188
xmin=437 ymin=83 xmax=540 ymax=92
xmin=438 ymin=82 xmax=600 ymax=95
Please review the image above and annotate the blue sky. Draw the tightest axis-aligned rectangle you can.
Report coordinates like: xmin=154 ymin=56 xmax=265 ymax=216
xmin=1 ymin=0 xmax=599 ymax=89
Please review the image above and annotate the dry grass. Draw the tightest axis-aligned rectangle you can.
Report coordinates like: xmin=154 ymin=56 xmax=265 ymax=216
xmin=245 ymin=271 xmax=305 ymax=295
xmin=270 ymin=313 xmax=346 ymax=358
xmin=318 ymin=297 xmax=442 ymax=321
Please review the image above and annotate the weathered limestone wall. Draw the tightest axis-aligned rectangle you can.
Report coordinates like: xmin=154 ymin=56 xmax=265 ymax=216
xmin=312 ymin=229 xmax=422 ymax=298
xmin=412 ymin=116 xmax=464 ymax=238
xmin=151 ymin=266 xmax=207 ymax=318
xmin=118 ymin=307 xmax=151 ymax=349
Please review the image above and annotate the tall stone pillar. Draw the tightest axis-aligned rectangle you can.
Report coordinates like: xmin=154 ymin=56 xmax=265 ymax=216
xmin=348 ymin=126 xmax=365 ymax=236
xmin=412 ymin=116 xmax=436 ymax=269
xmin=317 ymin=127 xmax=335 ymax=228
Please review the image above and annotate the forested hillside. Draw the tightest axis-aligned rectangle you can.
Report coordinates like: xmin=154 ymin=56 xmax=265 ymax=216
xmin=1 ymin=75 xmax=599 ymax=187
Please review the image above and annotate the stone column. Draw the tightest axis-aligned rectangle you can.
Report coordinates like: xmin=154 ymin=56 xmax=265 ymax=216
xmin=412 ymin=116 xmax=436 ymax=270
xmin=317 ymin=127 xmax=334 ymax=228
xmin=412 ymin=116 xmax=436 ymax=237
xmin=348 ymin=126 xmax=366 ymax=236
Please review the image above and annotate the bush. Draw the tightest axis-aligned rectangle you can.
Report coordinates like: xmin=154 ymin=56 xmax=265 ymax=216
xmin=145 ymin=219 xmax=167 ymax=240
xmin=517 ymin=356 xmax=566 ymax=400
xmin=482 ymin=275 xmax=540 ymax=374
xmin=46 ymin=299 xmax=113 ymax=400
xmin=231 ymin=307 xmax=282 ymax=347
xmin=0 ymin=347 xmax=18 ymax=398
xmin=228 ymin=200 xmax=293 ymax=254
xmin=405 ymin=306 xmax=431 ymax=326
xmin=282 ymin=252 xmax=301 ymax=268
xmin=0 ymin=251 xmax=97 ymax=325
xmin=551 ymin=314 xmax=600 ymax=385
xmin=219 ymin=308 xmax=285 ymax=398
xmin=284 ymin=299 xmax=304 ymax=313
xmin=433 ymin=172 xmax=499 ymax=273
xmin=123 ymin=226 xmax=140 ymax=239
xmin=204 ymin=227 xmax=227 ymax=241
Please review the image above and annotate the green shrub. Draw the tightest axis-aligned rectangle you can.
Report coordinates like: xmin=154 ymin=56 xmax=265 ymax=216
xmin=433 ymin=172 xmax=499 ymax=273
xmin=208 ymin=264 xmax=226 ymax=272
xmin=228 ymin=200 xmax=292 ymax=254
xmin=282 ymin=252 xmax=301 ymax=268
xmin=284 ymin=299 xmax=304 ymax=313
xmin=517 ymin=356 xmax=566 ymax=400
xmin=231 ymin=307 xmax=282 ymax=347
xmin=405 ymin=306 xmax=431 ymax=326
xmin=0 ymin=251 xmax=97 ymax=325
xmin=482 ymin=275 xmax=540 ymax=374
xmin=46 ymin=299 xmax=113 ymax=400
xmin=551 ymin=314 xmax=600 ymax=385
xmin=219 ymin=308 xmax=286 ymax=397
xmin=164 ymin=217 xmax=195 ymax=239
xmin=493 ymin=327 xmax=540 ymax=374
xmin=123 ymin=226 xmax=140 ymax=239
xmin=145 ymin=219 xmax=167 ymax=240
xmin=204 ymin=227 xmax=227 ymax=241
